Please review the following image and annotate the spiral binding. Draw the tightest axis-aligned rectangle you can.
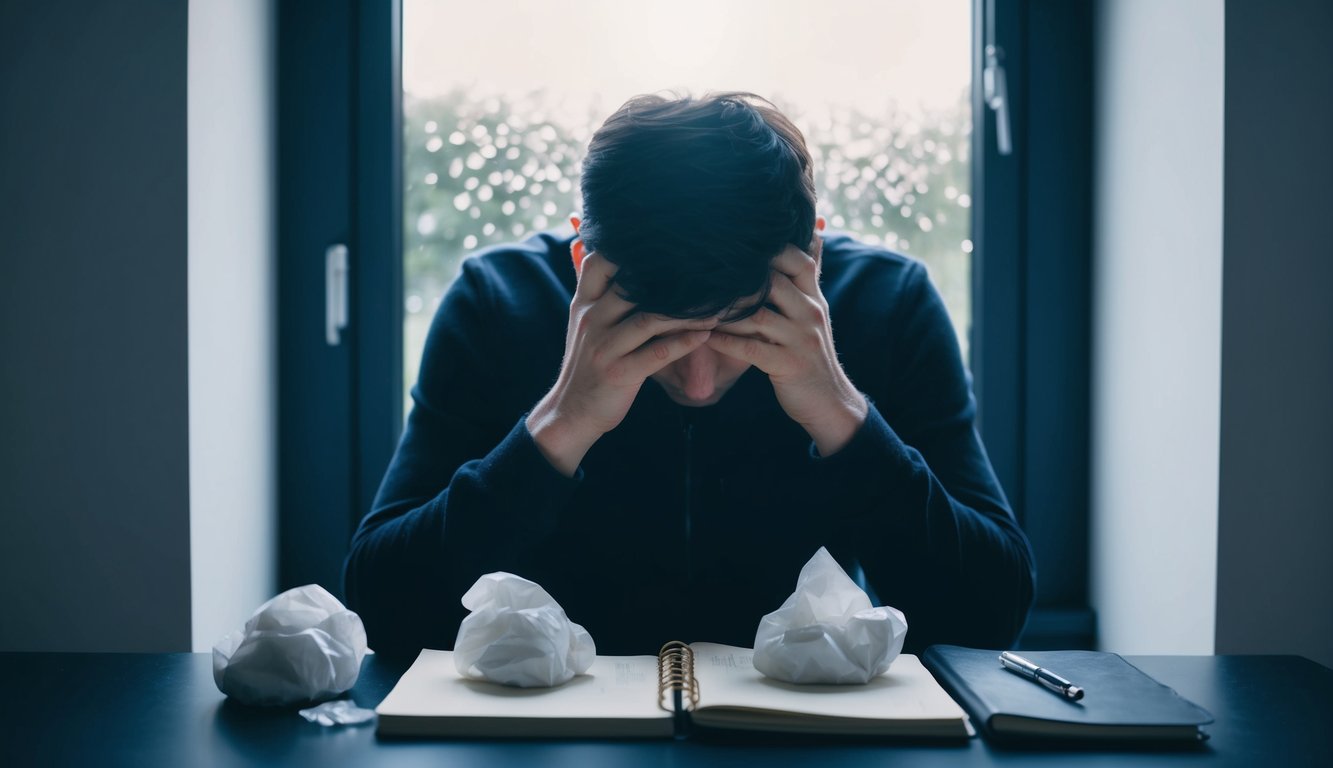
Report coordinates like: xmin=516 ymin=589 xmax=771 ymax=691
xmin=657 ymin=641 xmax=699 ymax=713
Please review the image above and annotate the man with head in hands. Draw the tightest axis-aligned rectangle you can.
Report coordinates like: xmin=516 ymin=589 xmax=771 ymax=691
xmin=345 ymin=92 xmax=1035 ymax=658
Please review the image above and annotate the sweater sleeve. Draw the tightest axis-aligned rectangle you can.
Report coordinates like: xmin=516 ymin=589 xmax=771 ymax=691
xmin=813 ymin=263 xmax=1036 ymax=650
xmin=342 ymin=261 xmax=580 ymax=657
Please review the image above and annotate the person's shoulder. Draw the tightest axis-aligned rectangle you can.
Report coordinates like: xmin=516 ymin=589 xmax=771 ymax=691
xmin=819 ymin=231 xmax=928 ymax=300
xmin=456 ymin=227 xmax=579 ymax=300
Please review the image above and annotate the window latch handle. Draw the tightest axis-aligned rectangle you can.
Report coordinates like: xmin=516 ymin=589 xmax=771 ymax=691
xmin=983 ymin=44 xmax=1012 ymax=156
xmin=325 ymin=244 xmax=349 ymax=346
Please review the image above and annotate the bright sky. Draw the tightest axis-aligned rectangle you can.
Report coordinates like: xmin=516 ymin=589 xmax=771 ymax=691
xmin=404 ymin=0 xmax=970 ymax=124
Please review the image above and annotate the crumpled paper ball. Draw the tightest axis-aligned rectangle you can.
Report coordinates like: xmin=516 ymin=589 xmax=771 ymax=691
xmin=453 ymin=572 xmax=595 ymax=688
xmin=753 ymin=547 xmax=908 ymax=684
xmin=213 ymin=584 xmax=369 ymax=706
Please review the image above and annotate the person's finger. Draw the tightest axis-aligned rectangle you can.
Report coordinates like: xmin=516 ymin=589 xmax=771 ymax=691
xmin=764 ymin=272 xmax=824 ymax=325
xmin=770 ymin=243 xmax=820 ymax=297
xmin=704 ymin=331 xmax=789 ymax=375
xmin=604 ymin=311 xmax=719 ymax=359
xmin=617 ymin=329 xmax=714 ymax=381
xmin=583 ymin=281 xmax=636 ymax=327
xmin=573 ymin=250 xmax=618 ymax=303
xmin=715 ymin=304 xmax=797 ymax=346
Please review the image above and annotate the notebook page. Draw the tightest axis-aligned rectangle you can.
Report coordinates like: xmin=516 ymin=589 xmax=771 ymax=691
xmin=688 ymin=643 xmax=967 ymax=723
xmin=376 ymin=649 xmax=670 ymax=723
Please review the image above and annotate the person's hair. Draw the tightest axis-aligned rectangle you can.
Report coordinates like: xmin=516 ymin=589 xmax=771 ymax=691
xmin=577 ymin=91 xmax=818 ymax=319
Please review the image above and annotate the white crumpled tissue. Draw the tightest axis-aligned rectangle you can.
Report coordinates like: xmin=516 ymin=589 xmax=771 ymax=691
xmin=298 ymin=699 xmax=377 ymax=727
xmin=213 ymin=584 xmax=370 ymax=707
xmin=453 ymin=572 xmax=595 ymax=688
xmin=753 ymin=547 xmax=909 ymax=684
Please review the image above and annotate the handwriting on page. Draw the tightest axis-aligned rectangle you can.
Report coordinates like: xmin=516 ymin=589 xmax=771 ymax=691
xmin=704 ymin=651 xmax=755 ymax=671
xmin=615 ymin=661 xmax=651 ymax=687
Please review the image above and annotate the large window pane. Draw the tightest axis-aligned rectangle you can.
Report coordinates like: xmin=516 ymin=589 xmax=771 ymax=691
xmin=403 ymin=0 xmax=972 ymax=414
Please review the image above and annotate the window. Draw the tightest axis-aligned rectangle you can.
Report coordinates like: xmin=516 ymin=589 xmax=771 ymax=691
xmin=278 ymin=0 xmax=1093 ymax=649
xmin=402 ymin=0 xmax=974 ymax=415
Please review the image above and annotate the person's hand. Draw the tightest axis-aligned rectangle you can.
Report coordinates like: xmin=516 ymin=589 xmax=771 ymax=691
xmin=705 ymin=236 xmax=869 ymax=456
xmin=526 ymin=251 xmax=719 ymax=476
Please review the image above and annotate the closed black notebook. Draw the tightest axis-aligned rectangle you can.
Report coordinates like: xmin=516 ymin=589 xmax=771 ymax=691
xmin=921 ymin=646 xmax=1214 ymax=744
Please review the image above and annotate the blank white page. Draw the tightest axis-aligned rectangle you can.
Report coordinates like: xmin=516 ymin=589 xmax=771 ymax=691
xmin=376 ymin=649 xmax=672 ymax=736
xmin=689 ymin=643 xmax=967 ymax=724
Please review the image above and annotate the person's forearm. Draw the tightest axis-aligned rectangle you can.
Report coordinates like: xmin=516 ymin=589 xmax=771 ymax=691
xmin=814 ymin=403 xmax=1036 ymax=648
xmin=345 ymin=416 xmax=582 ymax=655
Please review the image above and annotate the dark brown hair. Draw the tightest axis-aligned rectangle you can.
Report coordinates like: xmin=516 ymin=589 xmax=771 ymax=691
xmin=578 ymin=91 xmax=818 ymax=319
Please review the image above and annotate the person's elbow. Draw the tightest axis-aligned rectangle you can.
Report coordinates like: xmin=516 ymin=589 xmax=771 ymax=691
xmin=342 ymin=524 xmax=424 ymax=659
xmin=983 ymin=531 xmax=1037 ymax=647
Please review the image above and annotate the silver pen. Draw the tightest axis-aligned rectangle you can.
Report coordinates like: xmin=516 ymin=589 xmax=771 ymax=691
xmin=999 ymin=651 xmax=1085 ymax=701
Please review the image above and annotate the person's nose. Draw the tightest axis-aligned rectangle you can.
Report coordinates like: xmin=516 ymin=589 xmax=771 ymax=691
xmin=680 ymin=346 xmax=719 ymax=402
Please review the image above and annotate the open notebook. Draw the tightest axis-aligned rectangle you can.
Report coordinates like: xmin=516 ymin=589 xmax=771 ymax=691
xmin=376 ymin=642 xmax=972 ymax=739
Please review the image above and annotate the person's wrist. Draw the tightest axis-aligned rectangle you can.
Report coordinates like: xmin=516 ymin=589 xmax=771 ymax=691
xmin=526 ymin=394 xmax=600 ymax=477
xmin=803 ymin=384 xmax=868 ymax=458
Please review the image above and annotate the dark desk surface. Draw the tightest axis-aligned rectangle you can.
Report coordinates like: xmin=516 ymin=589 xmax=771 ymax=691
xmin=0 ymin=652 xmax=1329 ymax=767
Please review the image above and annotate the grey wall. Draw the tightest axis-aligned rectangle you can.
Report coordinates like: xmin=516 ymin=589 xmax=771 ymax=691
xmin=1216 ymin=0 xmax=1333 ymax=669
xmin=0 ymin=1 xmax=191 ymax=651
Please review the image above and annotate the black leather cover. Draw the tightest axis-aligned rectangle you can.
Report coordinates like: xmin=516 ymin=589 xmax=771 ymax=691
xmin=922 ymin=646 xmax=1215 ymax=743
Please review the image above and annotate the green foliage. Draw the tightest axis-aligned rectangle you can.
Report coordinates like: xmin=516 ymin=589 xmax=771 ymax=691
xmin=404 ymin=88 xmax=593 ymax=303
xmin=403 ymin=87 xmax=972 ymax=346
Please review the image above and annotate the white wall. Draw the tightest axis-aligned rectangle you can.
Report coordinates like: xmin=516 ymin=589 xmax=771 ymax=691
xmin=1091 ymin=0 xmax=1224 ymax=654
xmin=188 ymin=0 xmax=277 ymax=651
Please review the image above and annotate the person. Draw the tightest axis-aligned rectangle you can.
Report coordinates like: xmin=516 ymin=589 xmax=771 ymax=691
xmin=344 ymin=91 xmax=1035 ymax=658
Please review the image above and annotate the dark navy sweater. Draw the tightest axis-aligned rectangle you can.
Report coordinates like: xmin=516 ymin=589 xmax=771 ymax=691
xmin=345 ymin=228 xmax=1035 ymax=658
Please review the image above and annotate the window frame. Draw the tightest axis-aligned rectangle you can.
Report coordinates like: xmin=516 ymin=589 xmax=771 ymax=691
xmin=972 ymin=0 xmax=1094 ymax=647
xmin=278 ymin=0 xmax=1093 ymax=648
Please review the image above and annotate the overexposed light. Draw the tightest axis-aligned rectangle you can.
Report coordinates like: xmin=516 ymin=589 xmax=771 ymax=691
xmin=404 ymin=1 xmax=970 ymax=123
